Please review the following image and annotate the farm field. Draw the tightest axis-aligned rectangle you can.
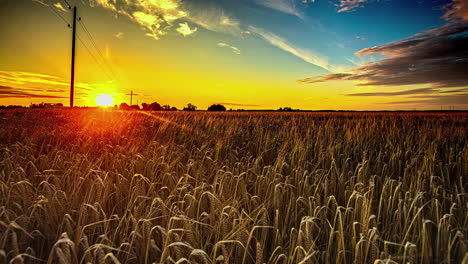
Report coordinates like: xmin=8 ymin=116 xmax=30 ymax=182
xmin=0 ymin=109 xmax=466 ymax=263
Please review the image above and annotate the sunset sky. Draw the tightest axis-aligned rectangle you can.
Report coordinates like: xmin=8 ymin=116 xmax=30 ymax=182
xmin=0 ymin=0 xmax=467 ymax=110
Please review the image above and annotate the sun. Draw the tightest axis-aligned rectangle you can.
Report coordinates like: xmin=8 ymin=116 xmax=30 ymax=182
xmin=96 ymin=94 xmax=114 ymax=107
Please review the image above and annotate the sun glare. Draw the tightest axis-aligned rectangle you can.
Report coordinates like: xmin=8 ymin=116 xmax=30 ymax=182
xmin=96 ymin=94 xmax=114 ymax=107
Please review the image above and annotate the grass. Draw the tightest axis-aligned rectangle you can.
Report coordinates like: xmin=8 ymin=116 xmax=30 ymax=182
xmin=0 ymin=109 xmax=466 ymax=263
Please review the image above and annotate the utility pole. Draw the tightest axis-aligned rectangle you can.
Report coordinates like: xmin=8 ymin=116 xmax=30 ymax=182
xmin=130 ymin=90 xmax=133 ymax=106
xmin=70 ymin=6 xmax=77 ymax=108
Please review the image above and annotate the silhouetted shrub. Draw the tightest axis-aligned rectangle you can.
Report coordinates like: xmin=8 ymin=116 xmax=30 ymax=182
xmin=0 ymin=105 xmax=24 ymax=109
xmin=119 ymin=103 xmax=130 ymax=110
xmin=208 ymin=104 xmax=226 ymax=111
xmin=183 ymin=103 xmax=197 ymax=111
xmin=142 ymin=102 xmax=163 ymax=111
xmin=29 ymin=102 xmax=64 ymax=109
xmin=277 ymin=107 xmax=300 ymax=112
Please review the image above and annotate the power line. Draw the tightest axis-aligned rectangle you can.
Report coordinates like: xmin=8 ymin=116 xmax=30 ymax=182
xmin=45 ymin=1 xmax=120 ymax=105
xmin=76 ymin=32 xmax=115 ymax=82
xmin=78 ymin=19 xmax=118 ymax=79
xmin=62 ymin=0 xmax=72 ymax=9
xmin=77 ymin=18 xmax=119 ymax=81
xmin=47 ymin=4 xmax=116 ymax=83
xmin=48 ymin=3 xmax=70 ymax=26
xmin=46 ymin=0 xmax=118 ymax=82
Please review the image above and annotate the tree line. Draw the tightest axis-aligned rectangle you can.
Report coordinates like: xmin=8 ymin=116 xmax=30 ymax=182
xmin=0 ymin=103 xmax=64 ymax=109
xmin=116 ymin=102 xmax=198 ymax=111
xmin=117 ymin=103 xmax=229 ymax=111
xmin=0 ymin=102 xmax=304 ymax=112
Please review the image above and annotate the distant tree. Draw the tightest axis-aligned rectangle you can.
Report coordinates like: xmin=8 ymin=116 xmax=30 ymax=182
xmin=0 ymin=105 xmax=24 ymax=109
xmin=30 ymin=102 xmax=61 ymax=109
xmin=151 ymin=102 xmax=163 ymax=111
xmin=208 ymin=104 xmax=226 ymax=111
xmin=119 ymin=103 xmax=130 ymax=110
xmin=142 ymin=102 xmax=162 ymax=111
xmin=277 ymin=107 xmax=299 ymax=112
xmin=162 ymin=105 xmax=171 ymax=111
xmin=183 ymin=103 xmax=197 ymax=111
xmin=130 ymin=105 xmax=140 ymax=110
xmin=170 ymin=106 xmax=178 ymax=111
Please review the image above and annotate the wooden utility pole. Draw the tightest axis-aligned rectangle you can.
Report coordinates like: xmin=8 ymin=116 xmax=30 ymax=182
xmin=70 ymin=6 xmax=77 ymax=108
xmin=130 ymin=90 xmax=133 ymax=106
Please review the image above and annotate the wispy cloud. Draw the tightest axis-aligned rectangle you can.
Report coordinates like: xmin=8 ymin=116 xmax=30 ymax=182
xmin=0 ymin=85 xmax=67 ymax=99
xmin=0 ymin=71 xmax=100 ymax=100
xmin=439 ymin=88 xmax=468 ymax=93
xmin=113 ymin=32 xmax=125 ymax=39
xmin=442 ymin=0 xmax=468 ymax=22
xmin=0 ymin=71 xmax=94 ymax=89
xmin=381 ymin=94 xmax=468 ymax=107
xmin=255 ymin=0 xmax=304 ymax=19
xmin=86 ymin=0 xmax=242 ymax=39
xmin=217 ymin=42 xmax=241 ymax=54
xmin=88 ymin=0 xmax=187 ymax=39
xmin=53 ymin=2 xmax=67 ymax=12
xmin=355 ymin=35 xmax=366 ymax=40
xmin=346 ymin=88 xmax=468 ymax=96
xmin=187 ymin=7 xmax=242 ymax=36
xmin=32 ymin=0 xmax=48 ymax=7
xmin=249 ymin=26 xmax=345 ymax=72
xmin=176 ymin=22 xmax=197 ymax=36
xmin=336 ymin=0 xmax=370 ymax=13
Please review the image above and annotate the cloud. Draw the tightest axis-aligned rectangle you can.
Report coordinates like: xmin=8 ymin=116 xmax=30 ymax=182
xmin=381 ymin=94 xmax=468 ymax=107
xmin=355 ymin=35 xmax=366 ymax=40
xmin=346 ymin=88 xmax=468 ymax=96
xmin=0 ymin=71 xmax=93 ymax=95
xmin=249 ymin=26 xmax=345 ymax=72
xmin=0 ymin=71 xmax=88 ymax=88
xmin=0 ymin=85 xmax=67 ymax=99
xmin=439 ymin=88 xmax=468 ymax=93
xmin=176 ymin=22 xmax=197 ymax=36
xmin=32 ymin=0 xmax=48 ymax=7
xmin=0 ymin=70 xmax=124 ymax=104
xmin=88 ymin=0 xmax=187 ymax=40
xmin=442 ymin=0 xmax=468 ymax=22
xmin=85 ymin=0 xmax=243 ymax=38
xmin=133 ymin=11 xmax=158 ymax=28
xmin=0 ymin=71 xmax=71 ymax=87
xmin=217 ymin=42 xmax=241 ymax=54
xmin=186 ymin=8 xmax=242 ymax=36
xmin=113 ymin=32 xmax=125 ymax=39
xmin=336 ymin=0 xmax=369 ymax=13
xmin=255 ymin=0 xmax=304 ymax=19
xmin=53 ymin=2 xmax=67 ymax=12
xmin=299 ymin=22 xmax=468 ymax=88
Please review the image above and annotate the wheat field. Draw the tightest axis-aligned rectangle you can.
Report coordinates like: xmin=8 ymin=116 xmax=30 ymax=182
xmin=0 ymin=109 xmax=466 ymax=264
